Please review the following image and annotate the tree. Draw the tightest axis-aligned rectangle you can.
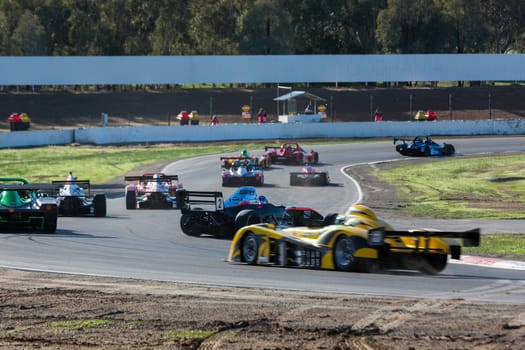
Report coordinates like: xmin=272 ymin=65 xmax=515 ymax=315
xmin=283 ymin=0 xmax=360 ymax=54
xmin=64 ymin=0 xmax=100 ymax=55
xmin=186 ymin=0 xmax=248 ymax=55
xmin=0 ymin=11 xmax=8 ymax=55
xmin=240 ymin=0 xmax=293 ymax=54
xmin=480 ymin=0 xmax=525 ymax=53
xmin=35 ymin=0 xmax=71 ymax=55
xmin=121 ymin=0 xmax=159 ymax=55
xmin=436 ymin=0 xmax=488 ymax=53
xmin=151 ymin=1 xmax=191 ymax=55
xmin=10 ymin=10 xmax=47 ymax=55
xmin=376 ymin=0 xmax=450 ymax=53
xmin=346 ymin=0 xmax=388 ymax=54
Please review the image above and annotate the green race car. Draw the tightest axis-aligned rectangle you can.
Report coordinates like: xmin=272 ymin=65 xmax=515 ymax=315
xmin=0 ymin=177 xmax=59 ymax=233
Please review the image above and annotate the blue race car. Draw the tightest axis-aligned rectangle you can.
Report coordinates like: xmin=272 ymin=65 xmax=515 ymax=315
xmin=394 ymin=136 xmax=455 ymax=157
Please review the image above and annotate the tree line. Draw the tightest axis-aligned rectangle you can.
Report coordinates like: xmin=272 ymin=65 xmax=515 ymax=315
xmin=1 ymin=0 xmax=524 ymax=57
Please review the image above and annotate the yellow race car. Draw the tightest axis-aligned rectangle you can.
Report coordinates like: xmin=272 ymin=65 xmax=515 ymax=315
xmin=228 ymin=205 xmax=480 ymax=274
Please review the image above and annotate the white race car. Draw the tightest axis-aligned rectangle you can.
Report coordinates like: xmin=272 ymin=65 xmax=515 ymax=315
xmin=52 ymin=176 xmax=107 ymax=217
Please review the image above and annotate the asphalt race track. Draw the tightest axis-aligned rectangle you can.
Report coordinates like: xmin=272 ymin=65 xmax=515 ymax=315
xmin=0 ymin=137 xmax=524 ymax=303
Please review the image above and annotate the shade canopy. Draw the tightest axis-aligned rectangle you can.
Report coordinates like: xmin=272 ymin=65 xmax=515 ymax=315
xmin=274 ymin=91 xmax=326 ymax=102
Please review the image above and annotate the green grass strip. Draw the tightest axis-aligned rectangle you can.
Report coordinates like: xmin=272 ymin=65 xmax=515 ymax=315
xmin=462 ymin=234 xmax=525 ymax=260
xmin=377 ymin=153 xmax=525 ymax=219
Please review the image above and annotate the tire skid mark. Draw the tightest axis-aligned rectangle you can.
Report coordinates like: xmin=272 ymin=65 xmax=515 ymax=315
xmin=351 ymin=299 xmax=463 ymax=334
xmin=436 ymin=280 xmax=525 ymax=301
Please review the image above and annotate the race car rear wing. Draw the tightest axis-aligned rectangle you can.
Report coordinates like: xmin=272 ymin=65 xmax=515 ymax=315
xmin=368 ymin=227 xmax=480 ymax=247
xmin=175 ymin=190 xmax=224 ymax=214
xmin=0 ymin=184 xmax=60 ymax=192
xmin=51 ymin=180 xmax=91 ymax=193
xmin=125 ymin=175 xmax=179 ymax=182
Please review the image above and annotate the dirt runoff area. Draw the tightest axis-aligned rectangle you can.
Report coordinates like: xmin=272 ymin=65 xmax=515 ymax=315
xmin=0 ymin=164 xmax=522 ymax=349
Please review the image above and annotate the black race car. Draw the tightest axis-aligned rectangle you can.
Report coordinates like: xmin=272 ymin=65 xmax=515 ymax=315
xmin=394 ymin=136 xmax=455 ymax=157
xmin=51 ymin=179 xmax=107 ymax=217
xmin=176 ymin=186 xmax=286 ymax=238
xmin=290 ymin=165 xmax=329 ymax=186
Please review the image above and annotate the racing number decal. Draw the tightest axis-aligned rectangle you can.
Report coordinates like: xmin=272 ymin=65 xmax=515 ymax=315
xmin=216 ymin=197 xmax=224 ymax=210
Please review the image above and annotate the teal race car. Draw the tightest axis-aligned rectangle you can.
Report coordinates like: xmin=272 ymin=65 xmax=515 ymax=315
xmin=0 ymin=177 xmax=59 ymax=233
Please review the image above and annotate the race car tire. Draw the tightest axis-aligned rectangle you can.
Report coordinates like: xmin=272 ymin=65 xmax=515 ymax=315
xmin=180 ymin=213 xmax=201 ymax=237
xmin=333 ymin=235 xmax=365 ymax=272
xmin=418 ymin=254 xmax=448 ymax=274
xmin=93 ymin=194 xmax=107 ymax=217
xmin=241 ymin=232 xmax=258 ymax=264
xmin=289 ymin=174 xmax=299 ymax=186
xmin=296 ymin=153 xmax=304 ymax=165
xmin=126 ymin=190 xmax=136 ymax=209
xmin=322 ymin=213 xmax=338 ymax=226
xmin=443 ymin=144 xmax=455 ymax=156
xmin=313 ymin=153 xmax=319 ymax=164
xmin=235 ymin=209 xmax=261 ymax=229
xmin=43 ymin=214 xmax=57 ymax=233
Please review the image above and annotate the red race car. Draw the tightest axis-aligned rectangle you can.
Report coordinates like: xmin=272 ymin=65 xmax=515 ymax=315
xmin=263 ymin=142 xmax=319 ymax=165
xmin=124 ymin=173 xmax=183 ymax=209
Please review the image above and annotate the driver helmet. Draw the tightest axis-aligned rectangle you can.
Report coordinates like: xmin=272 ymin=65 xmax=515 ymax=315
xmin=241 ymin=150 xmax=249 ymax=158
xmin=258 ymin=195 xmax=268 ymax=204
xmin=66 ymin=171 xmax=75 ymax=181
xmin=153 ymin=173 xmax=160 ymax=179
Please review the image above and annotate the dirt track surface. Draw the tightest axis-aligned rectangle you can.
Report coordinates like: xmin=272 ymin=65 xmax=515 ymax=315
xmin=1 ymin=268 xmax=524 ymax=350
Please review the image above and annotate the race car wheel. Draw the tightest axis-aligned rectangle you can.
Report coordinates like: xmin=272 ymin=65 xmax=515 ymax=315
xmin=180 ymin=213 xmax=201 ymax=237
xmin=43 ymin=214 xmax=58 ymax=233
xmin=125 ymin=190 xmax=136 ymax=209
xmin=443 ymin=144 xmax=455 ymax=156
xmin=235 ymin=209 xmax=261 ymax=229
xmin=93 ymin=194 xmax=107 ymax=217
xmin=241 ymin=232 xmax=258 ymax=264
xmin=333 ymin=235 xmax=364 ymax=272
xmin=295 ymin=153 xmax=304 ymax=165
xmin=418 ymin=254 xmax=448 ymax=274
xmin=289 ymin=174 xmax=298 ymax=186
xmin=313 ymin=153 xmax=319 ymax=164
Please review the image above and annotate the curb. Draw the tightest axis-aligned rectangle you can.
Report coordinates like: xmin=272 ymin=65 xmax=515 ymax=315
xmin=453 ymin=255 xmax=525 ymax=270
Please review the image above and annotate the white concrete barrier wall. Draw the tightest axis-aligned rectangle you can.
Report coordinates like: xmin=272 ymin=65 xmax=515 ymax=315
xmin=73 ymin=120 xmax=525 ymax=145
xmin=0 ymin=120 xmax=523 ymax=148
xmin=0 ymin=129 xmax=74 ymax=148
